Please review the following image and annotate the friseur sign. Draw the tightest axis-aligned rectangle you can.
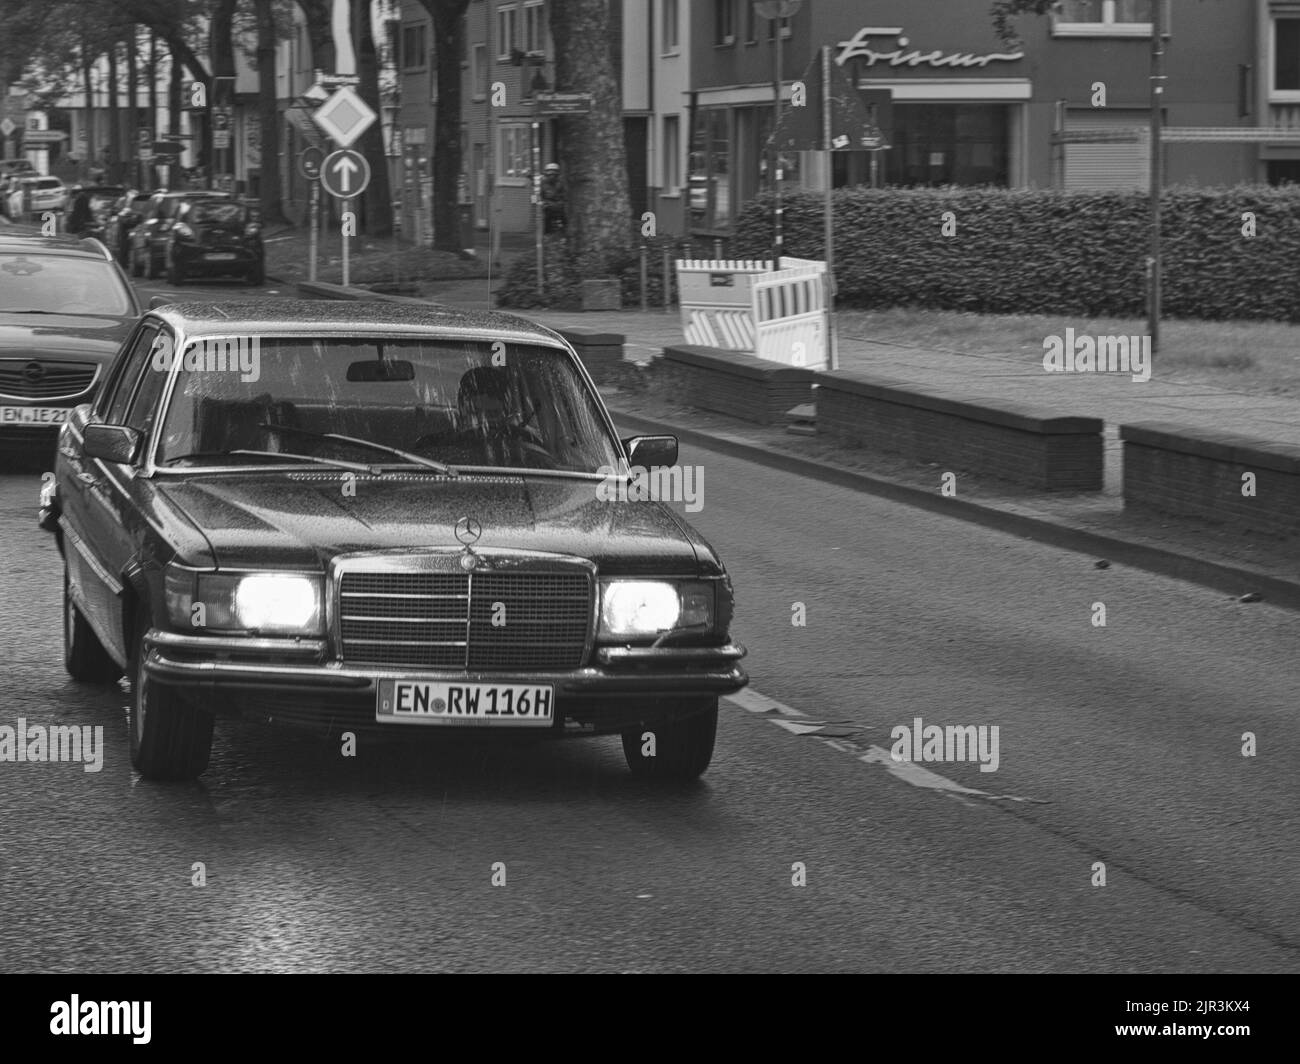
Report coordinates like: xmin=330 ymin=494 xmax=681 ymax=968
xmin=835 ymin=26 xmax=1024 ymax=68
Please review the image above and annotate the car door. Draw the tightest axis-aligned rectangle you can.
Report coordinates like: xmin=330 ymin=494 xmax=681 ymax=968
xmin=60 ymin=321 xmax=160 ymax=662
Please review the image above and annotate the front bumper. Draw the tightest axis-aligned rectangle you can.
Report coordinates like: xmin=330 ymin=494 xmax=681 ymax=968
xmin=143 ymin=629 xmax=748 ymax=736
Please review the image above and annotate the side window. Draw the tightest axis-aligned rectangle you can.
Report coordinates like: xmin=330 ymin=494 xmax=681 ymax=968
xmin=101 ymin=323 xmax=160 ymax=424
xmin=124 ymin=331 xmax=173 ymax=440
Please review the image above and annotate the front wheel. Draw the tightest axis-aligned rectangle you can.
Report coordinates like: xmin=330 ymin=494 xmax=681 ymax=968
xmin=128 ymin=604 xmax=214 ymax=781
xmin=63 ymin=570 xmax=123 ymax=683
xmin=621 ymin=698 xmax=718 ymax=781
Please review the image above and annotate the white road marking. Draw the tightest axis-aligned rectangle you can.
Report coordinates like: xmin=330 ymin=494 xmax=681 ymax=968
xmin=725 ymin=688 xmax=807 ymax=718
xmin=728 ymin=687 xmax=1047 ymax=804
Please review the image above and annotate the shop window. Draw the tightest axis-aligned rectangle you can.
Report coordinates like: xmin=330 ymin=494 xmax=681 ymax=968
xmin=498 ymin=123 xmax=531 ymax=184
xmin=1273 ymin=17 xmax=1300 ymax=98
xmin=663 ymin=115 xmax=681 ymax=193
xmin=1053 ymin=0 xmax=1170 ymax=37
xmin=498 ymin=5 xmax=518 ymax=60
xmin=881 ymin=105 xmax=1009 ymax=189
xmin=690 ymin=109 xmax=731 ymax=228
xmin=401 ymin=23 xmax=427 ymax=71
xmin=663 ymin=0 xmax=680 ymax=52
xmin=714 ymin=0 xmax=734 ymax=46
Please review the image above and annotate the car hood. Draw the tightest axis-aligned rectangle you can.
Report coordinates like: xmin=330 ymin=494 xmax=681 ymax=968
xmin=0 ymin=314 xmax=134 ymax=360
xmin=155 ymin=473 xmax=713 ymax=575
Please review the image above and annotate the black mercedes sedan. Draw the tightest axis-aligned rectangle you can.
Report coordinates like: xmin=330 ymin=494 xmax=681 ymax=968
xmin=41 ymin=301 xmax=746 ymax=782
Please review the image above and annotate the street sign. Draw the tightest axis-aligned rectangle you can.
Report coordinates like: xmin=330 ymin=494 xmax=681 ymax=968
xmin=533 ymin=92 xmax=594 ymax=115
xmin=286 ymin=105 xmax=328 ymax=151
xmin=0 ymin=118 xmax=15 ymax=138
xmin=319 ymin=74 xmax=360 ymax=87
xmin=321 ymin=148 xmax=370 ymax=198
xmin=312 ymin=85 xmax=377 ymax=148
xmin=21 ymin=129 xmax=67 ymax=143
xmin=298 ymin=146 xmax=324 ymax=180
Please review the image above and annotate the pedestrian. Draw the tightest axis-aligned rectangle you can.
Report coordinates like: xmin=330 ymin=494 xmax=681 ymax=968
xmin=540 ymin=162 xmax=565 ymax=234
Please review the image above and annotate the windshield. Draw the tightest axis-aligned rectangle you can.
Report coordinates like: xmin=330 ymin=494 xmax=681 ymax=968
xmin=188 ymin=202 xmax=246 ymax=225
xmin=156 ymin=337 xmax=621 ymax=474
xmin=0 ymin=254 xmax=135 ymax=316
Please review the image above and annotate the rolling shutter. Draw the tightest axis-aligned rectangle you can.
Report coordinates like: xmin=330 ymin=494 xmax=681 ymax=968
xmin=1065 ymin=110 xmax=1150 ymax=190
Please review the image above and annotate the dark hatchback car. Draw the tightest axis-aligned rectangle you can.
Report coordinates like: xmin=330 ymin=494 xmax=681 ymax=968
xmin=165 ymin=198 xmax=264 ymax=285
xmin=42 ymin=301 xmax=746 ymax=782
xmin=129 ymin=190 xmax=229 ymax=279
xmin=0 ymin=235 xmax=142 ymax=454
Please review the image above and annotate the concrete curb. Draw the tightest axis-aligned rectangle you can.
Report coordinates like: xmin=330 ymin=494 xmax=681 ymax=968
xmin=610 ymin=408 xmax=1300 ymax=612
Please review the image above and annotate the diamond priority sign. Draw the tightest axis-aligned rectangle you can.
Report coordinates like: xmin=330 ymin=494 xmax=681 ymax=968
xmin=311 ymin=85 xmax=376 ymax=149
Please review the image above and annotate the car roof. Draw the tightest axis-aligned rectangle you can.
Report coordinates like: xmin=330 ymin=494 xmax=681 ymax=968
xmin=147 ymin=300 xmax=572 ymax=347
xmin=0 ymin=235 xmax=116 ymax=260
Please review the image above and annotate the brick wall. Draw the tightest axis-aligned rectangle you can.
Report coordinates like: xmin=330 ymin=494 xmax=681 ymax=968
xmin=1121 ymin=423 xmax=1300 ymax=537
xmin=662 ymin=345 xmax=816 ymax=426
xmin=816 ymin=371 xmax=1104 ymax=492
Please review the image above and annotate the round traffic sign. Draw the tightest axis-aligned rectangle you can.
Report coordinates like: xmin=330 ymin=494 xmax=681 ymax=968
xmin=320 ymin=149 xmax=371 ymax=199
xmin=298 ymin=146 xmax=324 ymax=181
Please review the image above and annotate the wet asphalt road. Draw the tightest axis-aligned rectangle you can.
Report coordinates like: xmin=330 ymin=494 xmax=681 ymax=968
xmin=0 ymin=270 xmax=1296 ymax=973
xmin=1 ymin=421 xmax=1297 ymax=972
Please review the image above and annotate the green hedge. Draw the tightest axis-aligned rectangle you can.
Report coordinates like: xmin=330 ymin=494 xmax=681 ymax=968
xmin=733 ymin=186 xmax=1300 ymax=322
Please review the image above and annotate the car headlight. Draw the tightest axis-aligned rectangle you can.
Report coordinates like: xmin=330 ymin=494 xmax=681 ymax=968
xmin=597 ymin=580 xmax=717 ymax=640
xmin=165 ymin=566 xmax=323 ymax=635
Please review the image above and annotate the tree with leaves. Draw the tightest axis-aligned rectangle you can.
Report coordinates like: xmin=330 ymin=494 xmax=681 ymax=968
xmin=989 ymin=0 xmax=1058 ymax=49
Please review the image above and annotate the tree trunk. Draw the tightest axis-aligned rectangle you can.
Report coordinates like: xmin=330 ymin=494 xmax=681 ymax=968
xmin=211 ymin=0 xmax=236 ymax=193
xmin=167 ymin=39 xmax=182 ymax=138
xmin=82 ymin=45 xmax=95 ymax=171
xmin=550 ymin=0 xmax=632 ymax=276
xmin=355 ymin=0 xmax=392 ymax=236
xmin=254 ymin=0 xmax=286 ymax=223
xmin=298 ymin=0 xmax=335 ymax=74
xmin=107 ymin=42 xmax=121 ymax=182
xmin=126 ymin=29 xmax=138 ymax=187
xmin=422 ymin=1 xmax=470 ymax=253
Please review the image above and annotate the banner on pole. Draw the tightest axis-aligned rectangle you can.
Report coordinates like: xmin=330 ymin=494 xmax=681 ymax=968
xmin=770 ymin=55 xmax=891 ymax=152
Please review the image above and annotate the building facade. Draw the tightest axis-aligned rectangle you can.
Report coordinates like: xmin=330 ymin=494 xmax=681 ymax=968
xmin=688 ymin=0 xmax=1300 ymax=237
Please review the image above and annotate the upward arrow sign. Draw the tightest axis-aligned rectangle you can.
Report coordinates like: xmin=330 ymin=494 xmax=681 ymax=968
xmin=320 ymin=149 xmax=371 ymax=199
xmin=333 ymin=154 xmax=359 ymax=193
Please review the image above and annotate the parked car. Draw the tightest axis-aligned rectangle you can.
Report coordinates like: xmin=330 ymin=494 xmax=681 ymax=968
xmin=128 ymin=190 xmax=230 ymax=279
xmin=6 ymin=175 xmax=67 ymax=219
xmin=0 ymin=160 xmax=36 ymax=216
xmin=41 ymin=300 xmax=746 ymax=782
xmin=164 ymin=198 xmax=264 ymax=285
xmin=0 ymin=234 xmax=142 ymax=455
xmin=65 ymin=184 xmax=128 ymax=240
xmin=103 ymin=189 xmax=154 ymax=265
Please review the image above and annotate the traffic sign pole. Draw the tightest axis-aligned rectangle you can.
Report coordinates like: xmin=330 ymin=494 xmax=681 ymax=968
xmin=343 ymin=196 xmax=351 ymax=288
xmin=309 ymin=180 xmax=320 ymax=283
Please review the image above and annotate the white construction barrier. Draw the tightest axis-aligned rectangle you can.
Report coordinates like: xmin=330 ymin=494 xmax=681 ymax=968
xmin=675 ymin=256 xmax=828 ymax=370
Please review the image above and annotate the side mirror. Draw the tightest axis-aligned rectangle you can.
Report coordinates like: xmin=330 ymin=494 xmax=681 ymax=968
xmin=83 ymin=424 xmax=142 ymax=465
xmin=623 ymin=435 xmax=678 ymax=469
xmin=149 ymin=296 xmax=172 ymax=310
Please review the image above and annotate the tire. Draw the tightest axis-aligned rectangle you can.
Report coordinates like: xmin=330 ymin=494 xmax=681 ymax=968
xmin=130 ymin=244 xmax=143 ymax=277
xmin=63 ymin=570 xmax=123 ymax=684
xmin=621 ymin=698 xmax=718 ymax=781
xmin=127 ymin=602 xmax=214 ymax=781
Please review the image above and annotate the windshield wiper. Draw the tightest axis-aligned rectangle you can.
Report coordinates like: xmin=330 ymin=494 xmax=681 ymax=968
xmin=257 ymin=423 xmax=459 ymax=477
xmin=160 ymin=449 xmax=378 ymax=473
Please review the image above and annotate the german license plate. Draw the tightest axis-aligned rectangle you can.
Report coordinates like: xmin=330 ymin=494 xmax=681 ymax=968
xmin=205 ymin=252 xmax=237 ymax=261
xmin=377 ymin=680 xmax=554 ymax=727
xmin=0 ymin=406 xmax=68 ymax=425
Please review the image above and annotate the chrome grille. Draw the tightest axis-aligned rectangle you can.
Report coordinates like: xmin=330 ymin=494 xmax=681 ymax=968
xmin=0 ymin=359 xmax=98 ymax=400
xmin=337 ymin=563 xmax=592 ymax=670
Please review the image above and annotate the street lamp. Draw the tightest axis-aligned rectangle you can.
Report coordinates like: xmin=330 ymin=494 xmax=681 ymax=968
xmin=754 ymin=0 xmax=802 ymax=271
